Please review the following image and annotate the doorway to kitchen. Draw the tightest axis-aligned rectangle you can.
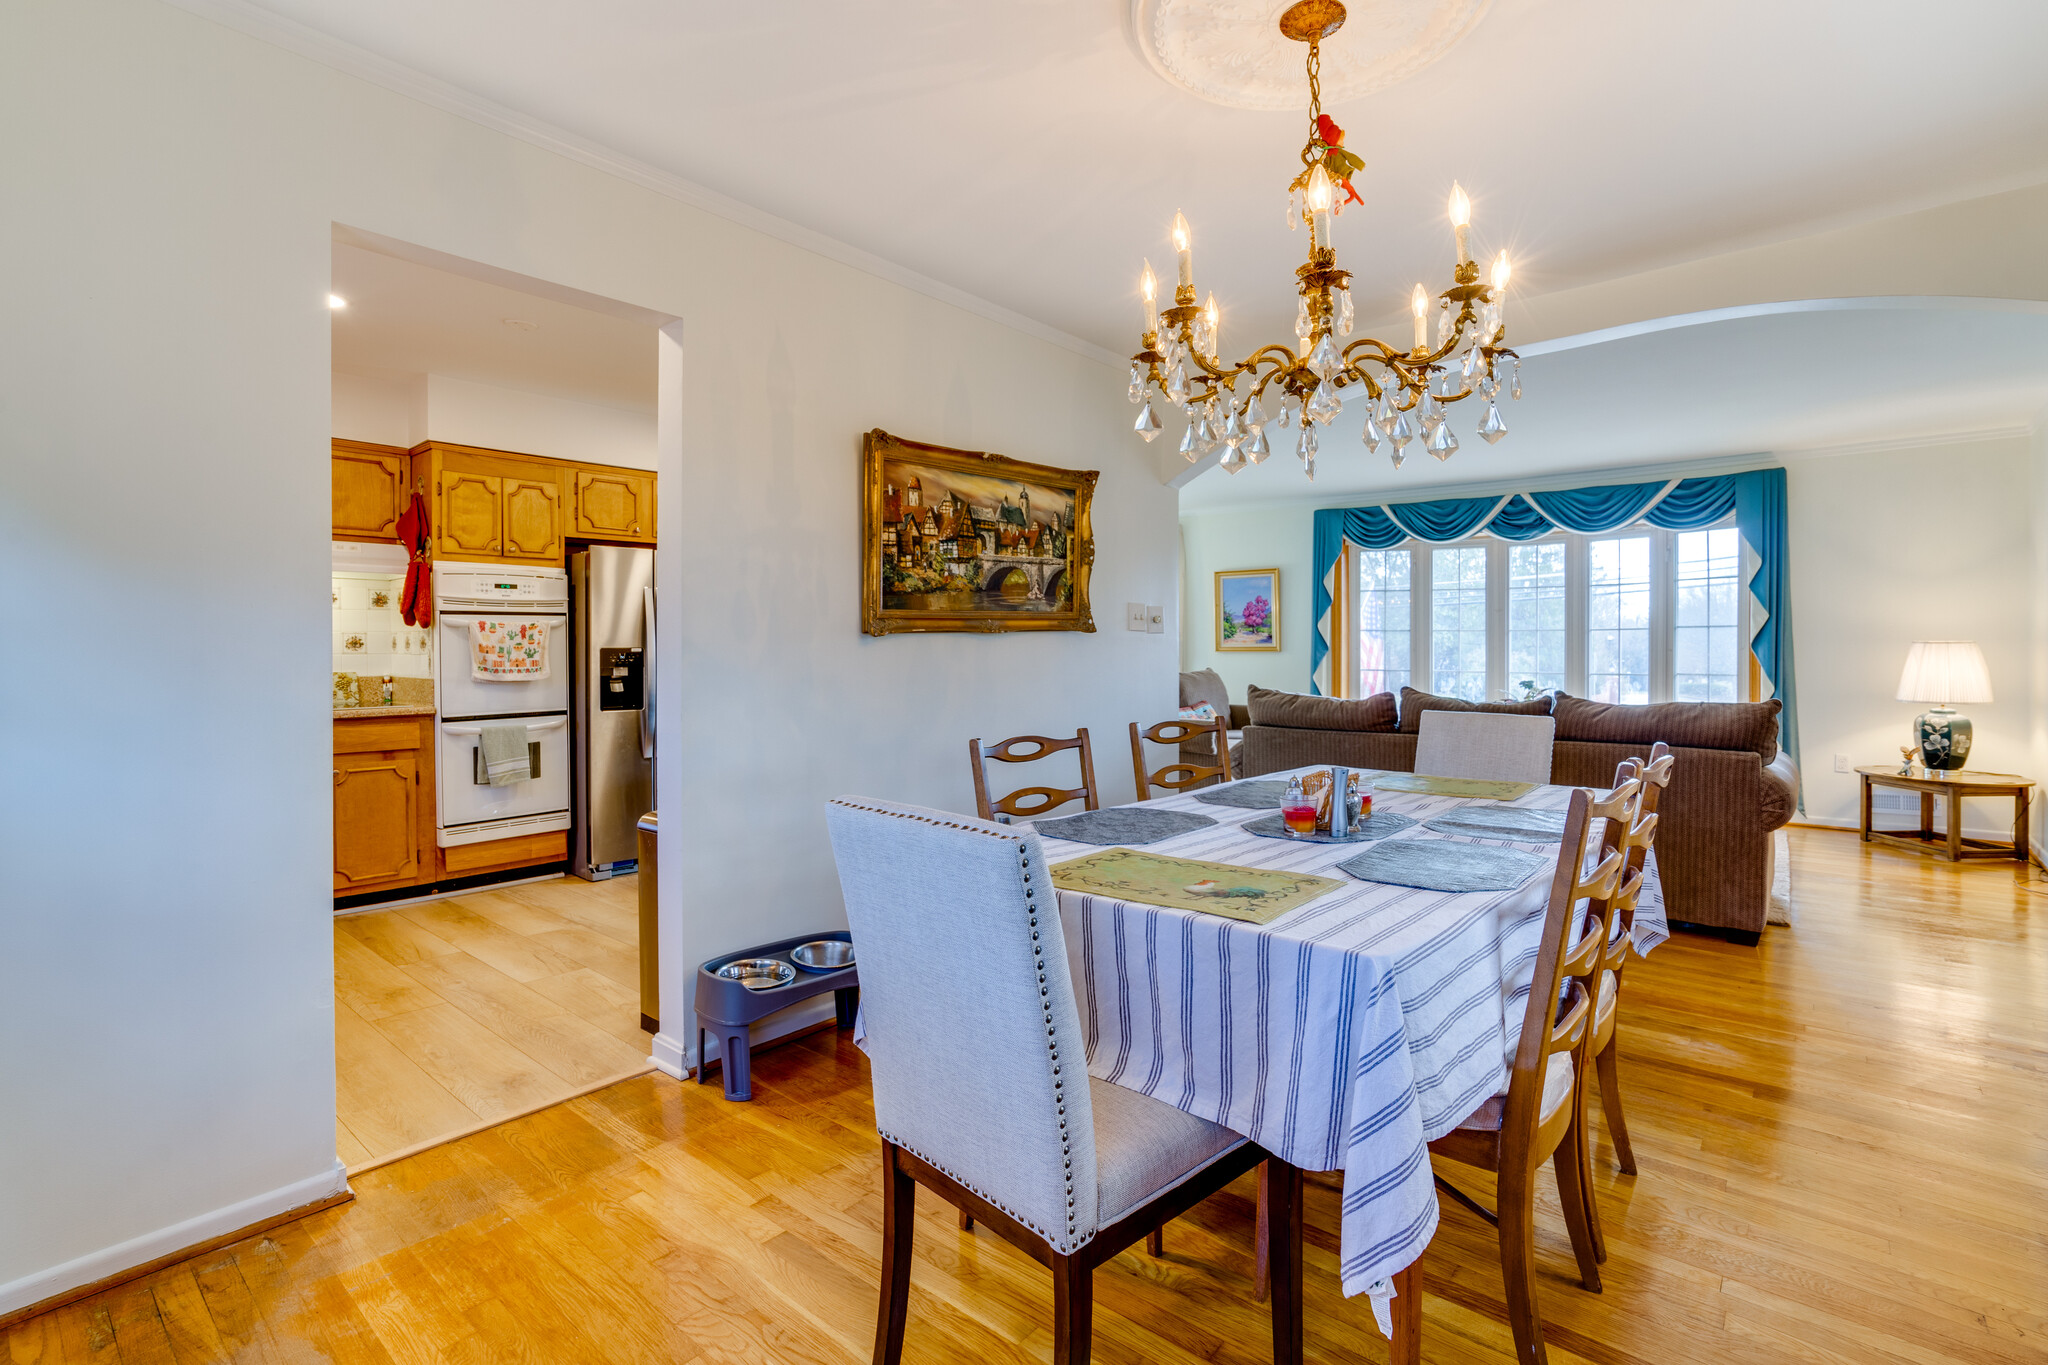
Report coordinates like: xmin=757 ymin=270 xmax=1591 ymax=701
xmin=328 ymin=229 xmax=670 ymax=1171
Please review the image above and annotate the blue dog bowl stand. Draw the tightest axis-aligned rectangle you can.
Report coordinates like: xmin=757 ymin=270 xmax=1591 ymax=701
xmin=694 ymin=930 xmax=858 ymax=1101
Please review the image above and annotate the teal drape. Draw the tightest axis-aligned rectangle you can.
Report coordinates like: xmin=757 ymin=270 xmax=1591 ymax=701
xmin=1310 ymin=469 xmax=1798 ymax=770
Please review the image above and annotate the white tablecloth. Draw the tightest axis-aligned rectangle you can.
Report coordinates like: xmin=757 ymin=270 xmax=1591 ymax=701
xmin=1032 ymin=768 xmax=1665 ymax=1302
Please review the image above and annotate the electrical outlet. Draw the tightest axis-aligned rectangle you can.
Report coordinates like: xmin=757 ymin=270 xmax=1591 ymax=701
xmin=1834 ymin=753 xmax=1850 ymax=773
xmin=1146 ymin=605 xmax=1165 ymax=635
xmin=1126 ymin=602 xmax=1147 ymax=632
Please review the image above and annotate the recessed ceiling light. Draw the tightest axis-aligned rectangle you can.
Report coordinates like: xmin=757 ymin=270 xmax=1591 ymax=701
xmin=501 ymin=317 xmax=538 ymax=332
xmin=327 ymin=294 xmax=347 ymax=309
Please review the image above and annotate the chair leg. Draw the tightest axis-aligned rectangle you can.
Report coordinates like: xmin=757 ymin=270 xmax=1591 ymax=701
xmin=1051 ymin=1254 xmax=1093 ymax=1365
xmin=957 ymin=1206 xmax=973 ymax=1231
xmin=1251 ymin=1161 xmax=1270 ymax=1303
xmin=1594 ymin=1039 xmax=1636 ymax=1176
xmin=1264 ymin=1158 xmax=1303 ymax=1365
xmin=874 ymin=1144 xmax=914 ymax=1365
xmin=1496 ymin=1170 xmax=1549 ymax=1365
xmin=1145 ymin=1226 xmax=1164 ymax=1257
xmin=1551 ymin=1134 xmax=1604 ymax=1292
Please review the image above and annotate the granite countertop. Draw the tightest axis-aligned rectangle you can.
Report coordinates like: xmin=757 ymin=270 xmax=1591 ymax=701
xmin=334 ymin=705 xmax=437 ymax=719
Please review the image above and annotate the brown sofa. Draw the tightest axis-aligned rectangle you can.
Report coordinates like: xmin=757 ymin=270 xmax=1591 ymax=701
xmin=1239 ymin=685 xmax=1800 ymax=943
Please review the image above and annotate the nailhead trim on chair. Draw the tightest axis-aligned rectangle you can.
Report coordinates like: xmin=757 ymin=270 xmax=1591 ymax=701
xmin=831 ymin=797 xmax=1088 ymax=1254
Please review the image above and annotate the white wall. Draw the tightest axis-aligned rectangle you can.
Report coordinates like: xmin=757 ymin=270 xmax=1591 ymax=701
xmin=1179 ymin=504 xmax=1317 ymax=700
xmin=0 ymin=0 xmax=1175 ymax=1313
xmin=330 ymin=369 xmax=655 ymax=470
xmin=331 ymin=369 xmax=419 ymax=447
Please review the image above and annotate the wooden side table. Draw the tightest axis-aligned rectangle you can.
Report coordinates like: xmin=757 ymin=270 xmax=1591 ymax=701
xmin=1857 ymin=767 xmax=2033 ymax=862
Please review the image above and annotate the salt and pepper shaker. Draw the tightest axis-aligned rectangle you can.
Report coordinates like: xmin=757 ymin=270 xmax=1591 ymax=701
xmin=1328 ymin=765 xmax=1350 ymax=837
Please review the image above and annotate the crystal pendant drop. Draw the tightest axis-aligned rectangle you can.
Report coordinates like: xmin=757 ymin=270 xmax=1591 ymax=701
xmin=1220 ymin=443 xmax=1247 ymax=475
xmin=1417 ymin=391 xmax=1440 ymax=431
xmin=1389 ymin=410 xmax=1415 ymax=450
xmin=1296 ymin=421 xmax=1315 ymax=461
xmin=1426 ymin=420 xmax=1458 ymax=460
xmin=1294 ymin=297 xmax=1311 ymax=346
xmin=1462 ymin=345 xmax=1481 ymax=382
xmin=1303 ymin=454 xmax=1316 ymax=482
xmin=1166 ymin=364 xmax=1188 ymax=406
xmin=1336 ymin=287 xmax=1354 ymax=338
xmin=1362 ymin=413 xmax=1385 ymax=453
xmin=1510 ymin=357 xmax=1523 ymax=400
xmin=1438 ymin=300 xmax=1453 ymax=346
xmin=1374 ymin=386 xmax=1395 ymax=425
xmin=1128 ymin=365 xmax=1144 ymax=403
xmin=1245 ymin=392 xmax=1268 ymax=430
xmin=1195 ymin=414 xmax=1217 ymax=454
xmin=1389 ymin=447 xmax=1406 ymax=470
xmin=1287 ymin=189 xmax=1300 ymax=230
xmin=1309 ymin=332 xmax=1341 ymax=379
xmin=1178 ymin=421 xmax=1199 ymax=460
xmin=1479 ymin=402 xmax=1508 ymax=444
xmin=1244 ymin=424 xmax=1270 ymax=463
xmin=1134 ymin=399 xmax=1162 ymax=442
xmin=1306 ymin=377 xmax=1342 ymax=425
xmin=1220 ymin=402 xmax=1246 ymax=446
xmin=1276 ymin=401 xmax=1293 ymax=429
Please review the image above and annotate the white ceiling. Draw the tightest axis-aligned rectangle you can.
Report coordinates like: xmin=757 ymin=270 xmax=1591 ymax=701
xmin=1178 ymin=301 xmax=2048 ymax=509
xmin=230 ymin=0 xmax=2048 ymax=355
xmin=330 ymin=241 xmax=657 ymax=411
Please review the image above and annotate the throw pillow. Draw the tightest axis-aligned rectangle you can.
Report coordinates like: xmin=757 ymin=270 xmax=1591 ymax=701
xmin=1246 ymin=685 xmax=1399 ymax=732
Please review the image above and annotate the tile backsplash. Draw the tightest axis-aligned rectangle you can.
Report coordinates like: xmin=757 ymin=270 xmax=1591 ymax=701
xmin=333 ymin=572 xmax=432 ymax=681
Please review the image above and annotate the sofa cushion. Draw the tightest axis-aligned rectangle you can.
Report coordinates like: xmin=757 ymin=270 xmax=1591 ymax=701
xmin=1246 ymin=685 xmax=1398 ymax=733
xmin=1179 ymin=668 xmax=1232 ymax=718
xmin=1552 ymin=692 xmax=1781 ymax=763
xmin=1397 ymin=686 xmax=1554 ymax=734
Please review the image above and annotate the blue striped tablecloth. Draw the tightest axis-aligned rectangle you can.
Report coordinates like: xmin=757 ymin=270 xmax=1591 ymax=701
xmin=1031 ymin=768 xmax=1665 ymax=1305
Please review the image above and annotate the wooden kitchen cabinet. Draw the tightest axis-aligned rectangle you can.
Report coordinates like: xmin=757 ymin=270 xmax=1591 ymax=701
xmin=435 ymin=455 xmax=504 ymax=559
xmin=415 ymin=442 xmax=590 ymax=565
xmin=331 ymin=440 xmax=410 ymax=541
xmin=572 ymin=467 xmax=656 ymax=543
xmin=334 ymin=714 xmax=435 ymax=895
xmin=502 ymin=473 xmax=566 ymax=560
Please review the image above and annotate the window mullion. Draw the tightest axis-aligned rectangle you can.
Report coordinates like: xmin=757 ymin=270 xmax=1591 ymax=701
xmin=1651 ymin=527 xmax=1673 ymax=703
xmin=1565 ymin=533 xmax=1587 ymax=696
xmin=1412 ymin=542 xmax=1431 ymax=695
xmin=1486 ymin=539 xmax=1508 ymax=700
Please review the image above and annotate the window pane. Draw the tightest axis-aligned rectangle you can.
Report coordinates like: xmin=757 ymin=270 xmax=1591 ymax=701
xmin=1674 ymin=526 xmax=1743 ymax=702
xmin=1588 ymin=535 xmax=1650 ymax=704
xmin=1357 ymin=548 xmax=1411 ymax=697
xmin=1506 ymin=542 xmax=1566 ymax=696
xmin=1431 ymin=546 xmax=1488 ymax=701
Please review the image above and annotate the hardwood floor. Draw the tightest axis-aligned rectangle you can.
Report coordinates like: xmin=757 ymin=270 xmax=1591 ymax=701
xmin=333 ymin=873 xmax=653 ymax=1170
xmin=9 ymin=828 xmax=2046 ymax=1362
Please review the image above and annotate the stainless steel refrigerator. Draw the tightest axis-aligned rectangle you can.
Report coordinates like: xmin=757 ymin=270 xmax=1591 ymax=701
xmin=570 ymin=546 xmax=655 ymax=881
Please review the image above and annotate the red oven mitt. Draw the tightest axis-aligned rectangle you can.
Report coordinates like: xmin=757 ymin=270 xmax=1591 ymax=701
xmin=396 ymin=492 xmax=432 ymax=627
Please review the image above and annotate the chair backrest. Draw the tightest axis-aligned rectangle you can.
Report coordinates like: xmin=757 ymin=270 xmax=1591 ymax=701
xmin=1129 ymin=717 xmax=1233 ymax=799
xmin=1501 ymin=779 xmax=1640 ymax=1151
xmin=1414 ymin=710 xmax=1557 ymax=786
xmin=968 ymin=730 xmax=1100 ymax=823
xmin=824 ymin=797 xmax=1100 ymax=1254
xmin=1592 ymin=743 xmax=1673 ymax=978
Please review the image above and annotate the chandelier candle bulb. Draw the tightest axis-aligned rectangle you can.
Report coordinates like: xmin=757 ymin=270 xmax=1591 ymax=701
xmin=1411 ymin=283 xmax=1428 ymax=350
xmin=1204 ymin=292 xmax=1220 ymax=356
xmin=1141 ymin=260 xmax=1158 ymax=334
xmin=1172 ymin=212 xmax=1193 ymax=292
xmin=1490 ymin=251 xmax=1511 ymax=330
xmin=1449 ymin=181 xmax=1472 ymax=263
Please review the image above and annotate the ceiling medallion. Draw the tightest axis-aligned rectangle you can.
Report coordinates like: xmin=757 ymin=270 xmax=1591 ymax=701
xmin=1130 ymin=0 xmax=1493 ymax=112
xmin=1127 ymin=0 xmax=1520 ymax=480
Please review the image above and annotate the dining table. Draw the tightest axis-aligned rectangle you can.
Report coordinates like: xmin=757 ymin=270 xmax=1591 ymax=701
xmin=1025 ymin=765 xmax=1666 ymax=1355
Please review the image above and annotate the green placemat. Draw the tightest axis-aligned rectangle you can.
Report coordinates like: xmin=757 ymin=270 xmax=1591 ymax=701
xmin=1050 ymin=848 xmax=1342 ymax=924
xmin=1370 ymin=773 xmax=1537 ymax=801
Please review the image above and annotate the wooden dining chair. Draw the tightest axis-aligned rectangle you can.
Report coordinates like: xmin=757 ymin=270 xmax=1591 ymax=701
xmin=1129 ymin=716 xmax=1233 ymax=799
xmin=1413 ymin=710 xmax=1557 ymax=786
xmin=1584 ymin=743 xmax=1673 ymax=1187
xmin=968 ymin=730 xmax=1100 ymax=823
xmin=824 ymin=797 xmax=1306 ymax=1365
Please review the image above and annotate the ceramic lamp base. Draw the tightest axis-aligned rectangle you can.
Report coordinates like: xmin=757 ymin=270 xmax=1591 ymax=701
xmin=1915 ymin=707 xmax=1973 ymax=772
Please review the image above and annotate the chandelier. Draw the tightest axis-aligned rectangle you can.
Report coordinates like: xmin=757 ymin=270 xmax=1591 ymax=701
xmin=1128 ymin=0 xmax=1519 ymax=479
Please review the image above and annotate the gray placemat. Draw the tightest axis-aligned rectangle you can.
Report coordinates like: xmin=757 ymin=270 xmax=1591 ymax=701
xmin=1338 ymin=840 xmax=1546 ymax=891
xmin=1032 ymin=807 xmax=1217 ymax=846
xmin=1240 ymin=810 xmax=1418 ymax=843
xmin=1422 ymin=806 xmax=1569 ymax=843
xmin=1193 ymin=779 xmax=1292 ymax=809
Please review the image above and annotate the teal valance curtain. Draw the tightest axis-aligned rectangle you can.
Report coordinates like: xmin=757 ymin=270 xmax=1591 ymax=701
xmin=1310 ymin=468 xmax=1797 ymax=769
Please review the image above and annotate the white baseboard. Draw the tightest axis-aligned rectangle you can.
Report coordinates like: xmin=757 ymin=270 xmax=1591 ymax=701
xmin=650 ymin=1030 xmax=690 ymax=1079
xmin=650 ymin=996 xmax=843 ymax=1082
xmin=0 ymin=1161 xmax=350 ymax=1318
xmin=1799 ymin=814 xmax=2017 ymax=842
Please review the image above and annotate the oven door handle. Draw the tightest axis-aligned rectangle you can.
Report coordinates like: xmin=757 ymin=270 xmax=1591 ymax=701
xmin=442 ymin=717 xmax=568 ymax=737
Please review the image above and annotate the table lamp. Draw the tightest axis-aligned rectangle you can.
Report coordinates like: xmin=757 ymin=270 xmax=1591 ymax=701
xmin=1895 ymin=640 xmax=1992 ymax=772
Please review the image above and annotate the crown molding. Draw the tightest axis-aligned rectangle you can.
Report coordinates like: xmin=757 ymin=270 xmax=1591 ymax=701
xmin=1769 ymin=423 xmax=2033 ymax=462
xmin=159 ymin=0 xmax=1123 ymax=370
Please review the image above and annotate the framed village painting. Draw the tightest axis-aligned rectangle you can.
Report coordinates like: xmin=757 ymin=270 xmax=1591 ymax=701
xmin=861 ymin=429 xmax=1097 ymax=635
xmin=1215 ymin=568 xmax=1280 ymax=651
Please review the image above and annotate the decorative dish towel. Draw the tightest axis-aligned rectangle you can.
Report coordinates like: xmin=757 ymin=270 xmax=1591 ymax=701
xmin=478 ymin=723 xmax=533 ymax=786
xmin=471 ymin=619 xmax=549 ymax=681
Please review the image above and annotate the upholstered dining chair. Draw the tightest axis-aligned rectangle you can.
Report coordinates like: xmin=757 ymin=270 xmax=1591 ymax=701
xmin=1585 ymin=743 xmax=1673 ymax=1186
xmin=968 ymin=730 xmax=1100 ymax=824
xmin=1129 ymin=716 xmax=1234 ymax=799
xmin=1413 ymin=710 xmax=1557 ymax=787
xmin=825 ymin=797 xmax=1305 ymax=1365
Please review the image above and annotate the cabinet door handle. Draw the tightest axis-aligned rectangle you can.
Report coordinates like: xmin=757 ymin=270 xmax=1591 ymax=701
xmin=334 ymin=769 xmax=344 ymax=786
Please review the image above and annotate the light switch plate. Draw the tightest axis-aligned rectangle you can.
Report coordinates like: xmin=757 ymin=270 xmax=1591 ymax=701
xmin=1833 ymin=753 xmax=1850 ymax=773
xmin=1146 ymin=605 xmax=1164 ymax=635
xmin=1126 ymin=602 xmax=1147 ymax=631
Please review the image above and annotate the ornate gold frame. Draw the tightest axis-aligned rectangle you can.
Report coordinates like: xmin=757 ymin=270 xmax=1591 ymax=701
xmin=861 ymin=429 xmax=1097 ymax=636
xmin=1215 ymin=568 xmax=1282 ymax=652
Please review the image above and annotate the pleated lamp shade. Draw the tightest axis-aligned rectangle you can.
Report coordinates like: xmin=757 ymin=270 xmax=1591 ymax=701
xmin=1895 ymin=641 xmax=1993 ymax=705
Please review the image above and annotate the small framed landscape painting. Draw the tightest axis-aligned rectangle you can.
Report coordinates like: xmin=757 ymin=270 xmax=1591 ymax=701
xmin=861 ymin=429 xmax=1097 ymax=636
xmin=1216 ymin=569 xmax=1280 ymax=651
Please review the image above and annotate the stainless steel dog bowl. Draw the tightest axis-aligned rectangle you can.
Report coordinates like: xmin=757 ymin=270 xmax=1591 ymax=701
xmin=790 ymin=940 xmax=855 ymax=973
xmin=715 ymin=958 xmax=795 ymax=991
